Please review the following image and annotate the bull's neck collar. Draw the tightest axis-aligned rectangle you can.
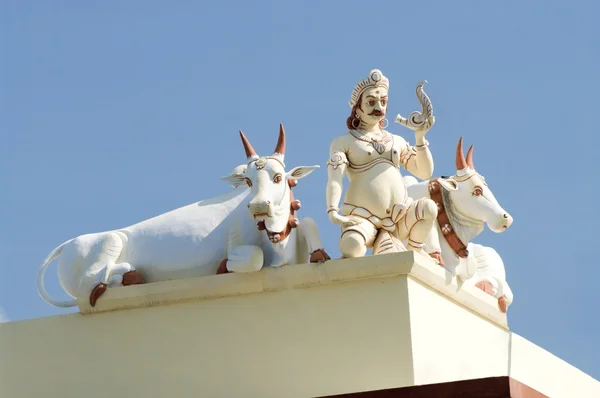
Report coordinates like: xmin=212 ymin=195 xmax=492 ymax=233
xmin=429 ymin=178 xmax=483 ymax=259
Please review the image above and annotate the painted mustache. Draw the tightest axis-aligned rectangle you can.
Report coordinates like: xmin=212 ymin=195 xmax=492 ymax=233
xmin=369 ymin=110 xmax=385 ymax=116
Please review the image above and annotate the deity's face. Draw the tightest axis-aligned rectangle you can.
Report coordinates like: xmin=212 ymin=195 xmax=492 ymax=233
xmin=356 ymin=86 xmax=388 ymax=125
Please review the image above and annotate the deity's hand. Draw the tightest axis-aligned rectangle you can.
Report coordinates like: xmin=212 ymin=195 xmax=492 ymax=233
xmin=415 ymin=115 xmax=435 ymax=140
xmin=328 ymin=211 xmax=359 ymax=227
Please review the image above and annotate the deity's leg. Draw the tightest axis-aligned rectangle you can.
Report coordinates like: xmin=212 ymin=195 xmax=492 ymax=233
xmin=339 ymin=231 xmax=368 ymax=258
xmin=399 ymin=198 xmax=438 ymax=261
xmin=423 ymin=224 xmax=443 ymax=266
xmin=339 ymin=217 xmax=377 ymax=258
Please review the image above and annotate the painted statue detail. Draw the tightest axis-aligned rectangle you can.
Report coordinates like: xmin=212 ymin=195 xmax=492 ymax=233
xmin=36 ymin=124 xmax=329 ymax=308
xmin=404 ymin=137 xmax=514 ymax=311
xmin=326 ymin=69 xmax=439 ymax=259
xmin=219 ymin=125 xmax=331 ymax=273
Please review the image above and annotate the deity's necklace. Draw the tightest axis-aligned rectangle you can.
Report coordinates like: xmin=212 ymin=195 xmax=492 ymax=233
xmin=349 ymin=128 xmax=391 ymax=155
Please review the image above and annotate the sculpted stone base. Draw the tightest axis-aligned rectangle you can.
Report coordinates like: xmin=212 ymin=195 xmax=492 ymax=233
xmin=5 ymin=252 xmax=597 ymax=398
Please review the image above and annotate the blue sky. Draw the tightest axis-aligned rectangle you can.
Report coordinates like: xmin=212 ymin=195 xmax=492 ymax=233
xmin=2 ymin=0 xmax=599 ymax=380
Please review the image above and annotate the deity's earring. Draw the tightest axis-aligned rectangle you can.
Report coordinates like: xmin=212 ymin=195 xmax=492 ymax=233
xmin=352 ymin=117 xmax=360 ymax=129
xmin=381 ymin=118 xmax=389 ymax=129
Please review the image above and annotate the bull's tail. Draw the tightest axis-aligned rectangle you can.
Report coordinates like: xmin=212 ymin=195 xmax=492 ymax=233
xmin=36 ymin=241 xmax=77 ymax=308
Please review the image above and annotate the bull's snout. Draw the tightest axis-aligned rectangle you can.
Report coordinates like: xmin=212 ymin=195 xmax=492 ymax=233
xmin=488 ymin=211 xmax=513 ymax=233
xmin=248 ymin=199 xmax=272 ymax=219
xmin=489 ymin=211 xmax=513 ymax=233
xmin=502 ymin=213 xmax=513 ymax=230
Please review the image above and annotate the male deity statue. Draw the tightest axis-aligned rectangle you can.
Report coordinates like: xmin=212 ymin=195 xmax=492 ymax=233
xmin=326 ymin=69 xmax=440 ymax=260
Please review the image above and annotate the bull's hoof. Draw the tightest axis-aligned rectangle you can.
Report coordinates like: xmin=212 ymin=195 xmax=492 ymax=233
xmin=498 ymin=296 xmax=508 ymax=313
xmin=429 ymin=251 xmax=444 ymax=266
xmin=475 ymin=281 xmax=508 ymax=313
xmin=89 ymin=283 xmax=108 ymax=307
xmin=122 ymin=270 xmax=145 ymax=286
xmin=475 ymin=281 xmax=494 ymax=295
xmin=216 ymin=259 xmax=230 ymax=275
xmin=310 ymin=249 xmax=331 ymax=263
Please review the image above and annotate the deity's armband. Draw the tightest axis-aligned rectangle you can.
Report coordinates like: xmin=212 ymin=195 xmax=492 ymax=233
xmin=327 ymin=151 xmax=348 ymax=171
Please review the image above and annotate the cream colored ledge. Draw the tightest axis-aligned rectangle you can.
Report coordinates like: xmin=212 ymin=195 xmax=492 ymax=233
xmin=77 ymin=251 xmax=508 ymax=329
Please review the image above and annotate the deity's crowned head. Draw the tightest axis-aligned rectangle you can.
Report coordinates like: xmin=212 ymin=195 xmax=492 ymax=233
xmin=347 ymin=69 xmax=389 ymax=129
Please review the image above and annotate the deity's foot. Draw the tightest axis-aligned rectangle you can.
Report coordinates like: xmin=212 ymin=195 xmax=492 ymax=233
xmin=89 ymin=283 xmax=108 ymax=307
xmin=406 ymin=241 xmax=438 ymax=265
xmin=310 ymin=249 xmax=331 ymax=263
xmin=216 ymin=259 xmax=230 ymax=275
xmin=428 ymin=251 xmax=444 ymax=267
xmin=373 ymin=231 xmax=405 ymax=255
xmin=475 ymin=281 xmax=508 ymax=313
xmin=415 ymin=249 xmax=439 ymax=265
xmin=122 ymin=270 xmax=145 ymax=286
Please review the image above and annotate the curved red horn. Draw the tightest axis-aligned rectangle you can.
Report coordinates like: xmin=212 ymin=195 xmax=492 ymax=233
xmin=239 ymin=130 xmax=258 ymax=159
xmin=466 ymin=144 xmax=474 ymax=169
xmin=274 ymin=123 xmax=286 ymax=156
xmin=455 ymin=137 xmax=468 ymax=170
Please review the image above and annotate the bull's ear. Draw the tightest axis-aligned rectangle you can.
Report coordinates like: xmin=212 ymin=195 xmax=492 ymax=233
xmin=221 ymin=173 xmax=247 ymax=187
xmin=438 ymin=177 xmax=458 ymax=191
xmin=286 ymin=165 xmax=319 ymax=180
xmin=230 ymin=164 xmax=247 ymax=175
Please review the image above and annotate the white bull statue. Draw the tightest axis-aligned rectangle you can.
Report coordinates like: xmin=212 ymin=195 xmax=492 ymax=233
xmin=404 ymin=137 xmax=514 ymax=312
xmin=36 ymin=124 xmax=330 ymax=308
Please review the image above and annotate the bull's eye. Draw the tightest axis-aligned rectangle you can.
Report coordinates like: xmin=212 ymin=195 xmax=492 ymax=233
xmin=245 ymin=178 xmax=253 ymax=187
xmin=472 ymin=187 xmax=483 ymax=196
xmin=273 ymin=174 xmax=282 ymax=184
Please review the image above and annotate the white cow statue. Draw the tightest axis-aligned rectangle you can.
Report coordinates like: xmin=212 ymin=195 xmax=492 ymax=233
xmin=36 ymin=124 xmax=330 ymax=308
xmin=404 ymin=137 xmax=514 ymax=312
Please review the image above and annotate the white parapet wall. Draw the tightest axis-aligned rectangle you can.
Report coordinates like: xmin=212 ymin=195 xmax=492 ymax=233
xmin=0 ymin=252 xmax=598 ymax=398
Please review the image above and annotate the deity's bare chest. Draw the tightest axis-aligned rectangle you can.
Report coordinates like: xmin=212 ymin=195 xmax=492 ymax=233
xmin=346 ymin=134 xmax=400 ymax=170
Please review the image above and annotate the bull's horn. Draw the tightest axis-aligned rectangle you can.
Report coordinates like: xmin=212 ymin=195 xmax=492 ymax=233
xmin=239 ymin=130 xmax=258 ymax=160
xmin=273 ymin=123 xmax=286 ymax=157
xmin=456 ymin=137 xmax=468 ymax=170
xmin=466 ymin=144 xmax=474 ymax=169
